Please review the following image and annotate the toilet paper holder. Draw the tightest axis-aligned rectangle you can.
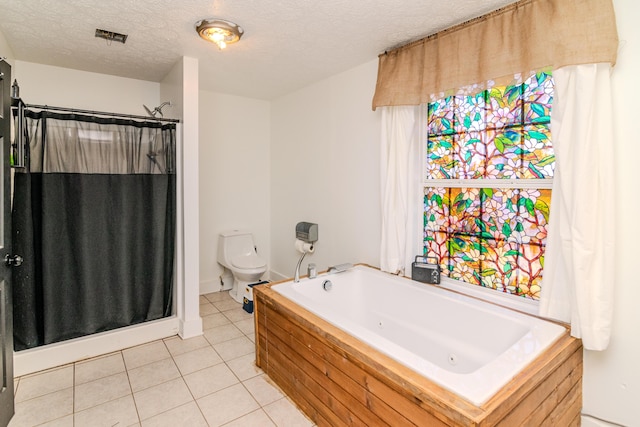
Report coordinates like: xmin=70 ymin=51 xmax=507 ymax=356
xmin=296 ymin=222 xmax=318 ymax=243
xmin=294 ymin=222 xmax=318 ymax=283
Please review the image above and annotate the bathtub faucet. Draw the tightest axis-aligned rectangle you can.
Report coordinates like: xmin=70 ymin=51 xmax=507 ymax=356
xmin=328 ymin=263 xmax=353 ymax=274
xmin=294 ymin=251 xmax=308 ymax=283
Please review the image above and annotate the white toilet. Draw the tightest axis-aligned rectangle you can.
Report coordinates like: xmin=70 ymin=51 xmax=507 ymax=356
xmin=217 ymin=230 xmax=267 ymax=303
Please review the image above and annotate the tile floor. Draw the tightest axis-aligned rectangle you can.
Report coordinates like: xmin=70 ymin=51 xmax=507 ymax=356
xmin=9 ymin=291 xmax=315 ymax=427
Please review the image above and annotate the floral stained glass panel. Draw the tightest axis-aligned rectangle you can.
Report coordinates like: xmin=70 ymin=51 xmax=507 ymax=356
xmin=424 ymin=71 xmax=554 ymax=301
xmin=455 ymin=132 xmax=485 ymax=179
xmin=448 ymin=235 xmax=481 ymax=286
xmin=522 ymin=125 xmax=554 ymax=178
xmin=427 ymin=96 xmax=455 ymax=135
xmin=485 ymin=129 xmax=522 ymax=179
xmin=523 ymin=70 xmax=554 ymax=124
xmin=424 ymin=188 xmax=551 ymax=300
xmin=486 ymin=82 xmax=522 ymax=129
xmin=424 ymin=187 xmax=449 ymax=232
xmin=455 ymin=93 xmax=486 ymax=133
xmin=427 ymin=135 xmax=455 ymax=179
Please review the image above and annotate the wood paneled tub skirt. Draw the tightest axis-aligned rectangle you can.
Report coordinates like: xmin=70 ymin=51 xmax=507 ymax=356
xmin=253 ymin=265 xmax=582 ymax=426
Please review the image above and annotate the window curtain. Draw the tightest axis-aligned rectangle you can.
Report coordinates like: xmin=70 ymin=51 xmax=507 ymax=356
xmin=372 ymin=0 xmax=618 ymax=110
xmin=373 ymin=0 xmax=619 ymax=350
xmin=539 ymin=64 xmax=615 ymax=350
xmin=380 ymin=106 xmax=421 ymax=275
xmin=12 ymin=110 xmax=176 ymax=350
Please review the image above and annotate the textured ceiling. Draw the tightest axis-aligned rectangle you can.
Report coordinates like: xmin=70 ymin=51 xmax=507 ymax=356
xmin=0 ymin=0 xmax=516 ymax=100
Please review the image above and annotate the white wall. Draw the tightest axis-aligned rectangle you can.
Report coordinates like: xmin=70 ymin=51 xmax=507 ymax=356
xmin=270 ymin=60 xmax=381 ymax=279
xmin=161 ymin=57 xmax=203 ymax=339
xmin=0 ymin=27 xmax=14 ymax=66
xmin=199 ymin=91 xmax=271 ymax=293
xmin=581 ymin=1 xmax=640 ymax=426
xmin=14 ymin=61 xmax=159 ymax=114
xmin=269 ymin=7 xmax=640 ymax=422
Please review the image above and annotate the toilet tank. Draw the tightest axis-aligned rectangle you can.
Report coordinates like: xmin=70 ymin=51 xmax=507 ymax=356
xmin=217 ymin=230 xmax=256 ymax=266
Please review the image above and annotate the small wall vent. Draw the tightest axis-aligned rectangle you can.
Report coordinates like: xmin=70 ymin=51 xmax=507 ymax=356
xmin=95 ymin=28 xmax=128 ymax=44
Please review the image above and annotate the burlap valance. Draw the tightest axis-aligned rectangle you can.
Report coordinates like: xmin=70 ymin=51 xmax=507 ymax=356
xmin=372 ymin=0 xmax=618 ymax=110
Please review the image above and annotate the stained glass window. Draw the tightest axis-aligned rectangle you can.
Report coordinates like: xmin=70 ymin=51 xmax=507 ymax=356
xmin=424 ymin=70 xmax=554 ymax=300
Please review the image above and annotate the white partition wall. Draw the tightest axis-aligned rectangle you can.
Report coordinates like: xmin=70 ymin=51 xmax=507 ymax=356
xmin=161 ymin=57 xmax=202 ymax=339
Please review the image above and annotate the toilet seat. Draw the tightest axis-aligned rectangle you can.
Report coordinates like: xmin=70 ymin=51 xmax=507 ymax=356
xmin=231 ymin=253 xmax=266 ymax=269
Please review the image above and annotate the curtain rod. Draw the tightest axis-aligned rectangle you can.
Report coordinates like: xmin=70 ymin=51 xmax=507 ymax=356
xmin=25 ymin=103 xmax=180 ymax=124
xmin=380 ymin=0 xmax=533 ymax=56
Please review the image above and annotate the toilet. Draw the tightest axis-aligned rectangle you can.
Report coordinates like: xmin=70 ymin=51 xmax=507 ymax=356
xmin=217 ymin=230 xmax=267 ymax=303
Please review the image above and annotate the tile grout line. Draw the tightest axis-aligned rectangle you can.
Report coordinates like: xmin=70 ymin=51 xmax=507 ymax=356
xmin=120 ymin=349 xmax=142 ymax=426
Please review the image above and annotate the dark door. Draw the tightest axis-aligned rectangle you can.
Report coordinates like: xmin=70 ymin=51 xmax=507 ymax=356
xmin=0 ymin=59 xmax=15 ymax=427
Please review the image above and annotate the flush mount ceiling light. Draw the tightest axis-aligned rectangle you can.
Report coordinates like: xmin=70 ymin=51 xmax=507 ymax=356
xmin=195 ymin=18 xmax=244 ymax=50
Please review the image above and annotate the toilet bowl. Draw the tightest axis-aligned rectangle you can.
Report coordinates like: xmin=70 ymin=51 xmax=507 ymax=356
xmin=217 ymin=230 xmax=267 ymax=303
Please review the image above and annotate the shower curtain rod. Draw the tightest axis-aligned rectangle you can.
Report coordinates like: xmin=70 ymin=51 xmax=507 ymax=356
xmin=25 ymin=103 xmax=180 ymax=123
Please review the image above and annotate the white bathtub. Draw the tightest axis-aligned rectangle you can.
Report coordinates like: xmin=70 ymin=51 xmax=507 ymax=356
xmin=272 ymin=265 xmax=566 ymax=406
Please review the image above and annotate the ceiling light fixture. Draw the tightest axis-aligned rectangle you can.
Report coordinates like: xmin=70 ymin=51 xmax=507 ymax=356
xmin=195 ymin=19 xmax=244 ymax=50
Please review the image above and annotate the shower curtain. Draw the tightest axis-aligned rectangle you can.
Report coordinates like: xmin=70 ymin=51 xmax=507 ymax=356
xmin=12 ymin=110 xmax=176 ymax=350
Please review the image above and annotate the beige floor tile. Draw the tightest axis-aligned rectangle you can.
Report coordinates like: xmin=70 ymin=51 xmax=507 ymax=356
xmin=163 ymin=335 xmax=210 ymax=357
xmin=199 ymin=295 xmax=209 ymax=304
xmin=213 ymin=336 xmax=254 ymax=361
xmin=203 ymin=323 xmax=244 ymax=345
xmin=128 ymin=357 xmax=181 ymax=392
xmin=221 ymin=409 xmax=276 ymax=427
xmin=197 ymin=383 xmax=259 ymax=427
xmin=13 ymin=378 xmax=18 ymax=394
xmin=263 ymin=398 xmax=314 ymax=427
xmin=75 ymin=352 xmax=125 ymax=385
xmin=223 ymin=308 xmax=252 ymax=323
xmin=133 ymin=377 xmax=193 ymax=421
xmin=226 ymin=353 xmax=262 ymax=381
xmin=122 ymin=340 xmax=171 ymax=370
xmin=213 ymin=299 xmax=243 ymax=312
xmin=202 ymin=312 xmax=231 ymax=330
xmin=247 ymin=333 xmax=256 ymax=343
xmin=204 ymin=291 xmax=230 ymax=303
xmin=234 ymin=317 xmax=255 ymax=335
xmin=141 ymin=401 xmax=207 ymax=427
xmin=74 ymin=394 xmax=139 ymax=427
xmin=173 ymin=346 xmax=223 ymax=375
xmin=74 ymin=372 xmax=131 ymax=412
xmin=243 ymin=374 xmax=285 ymax=406
xmin=183 ymin=363 xmax=239 ymax=399
xmin=199 ymin=302 xmax=220 ymax=316
xmin=39 ymin=414 xmax=74 ymax=426
xmin=15 ymin=365 xmax=73 ymax=403
xmin=9 ymin=303 xmax=316 ymax=427
xmin=9 ymin=387 xmax=73 ymax=427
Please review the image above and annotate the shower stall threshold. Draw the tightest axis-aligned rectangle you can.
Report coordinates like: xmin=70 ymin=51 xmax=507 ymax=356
xmin=13 ymin=316 xmax=180 ymax=377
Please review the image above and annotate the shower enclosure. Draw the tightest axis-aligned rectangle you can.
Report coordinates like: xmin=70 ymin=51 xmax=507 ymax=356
xmin=11 ymin=109 xmax=176 ymax=350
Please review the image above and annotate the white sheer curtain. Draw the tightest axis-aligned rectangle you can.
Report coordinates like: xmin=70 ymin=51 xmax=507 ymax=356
xmin=380 ymin=106 xmax=421 ymax=275
xmin=540 ymin=63 xmax=615 ymax=351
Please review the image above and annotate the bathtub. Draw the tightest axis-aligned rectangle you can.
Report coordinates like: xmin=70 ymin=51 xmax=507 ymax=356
xmin=272 ymin=265 xmax=563 ymax=405
xmin=254 ymin=265 xmax=583 ymax=426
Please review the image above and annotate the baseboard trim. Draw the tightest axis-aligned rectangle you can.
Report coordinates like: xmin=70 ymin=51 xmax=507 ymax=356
xmin=179 ymin=316 xmax=204 ymax=339
xmin=269 ymin=270 xmax=289 ymax=282
xmin=200 ymin=278 xmax=222 ymax=295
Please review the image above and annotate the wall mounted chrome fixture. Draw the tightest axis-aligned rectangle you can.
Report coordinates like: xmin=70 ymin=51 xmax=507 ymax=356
xmin=195 ymin=19 xmax=244 ymax=50
xmin=143 ymin=101 xmax=171 ymax=118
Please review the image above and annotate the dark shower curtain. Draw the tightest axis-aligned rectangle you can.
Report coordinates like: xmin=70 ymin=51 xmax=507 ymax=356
xmin=12 ymin=110 xmax=176 ymax=350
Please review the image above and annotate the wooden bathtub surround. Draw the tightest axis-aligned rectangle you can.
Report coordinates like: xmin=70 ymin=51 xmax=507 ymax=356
xmin=253 ymin=281 xmax=583 ymax=427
